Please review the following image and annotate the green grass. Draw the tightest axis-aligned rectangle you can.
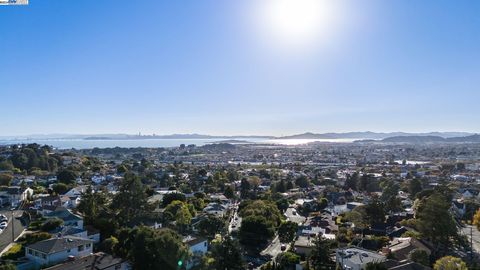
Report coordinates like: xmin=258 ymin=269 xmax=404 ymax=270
xmin=1 ymin=243 xmax=24 ymax=260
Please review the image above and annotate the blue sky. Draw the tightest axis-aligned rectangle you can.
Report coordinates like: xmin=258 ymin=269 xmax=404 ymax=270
xmin=1 ymin=0 xmax=479 ymax=136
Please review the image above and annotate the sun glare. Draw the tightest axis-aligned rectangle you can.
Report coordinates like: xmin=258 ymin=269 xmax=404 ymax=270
xmin=252 ymin=0 xmax=339 ymax=51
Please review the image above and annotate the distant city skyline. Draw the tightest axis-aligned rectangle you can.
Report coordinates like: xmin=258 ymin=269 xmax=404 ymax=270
xmin=1 ymin=0 xmax=479 ymax=136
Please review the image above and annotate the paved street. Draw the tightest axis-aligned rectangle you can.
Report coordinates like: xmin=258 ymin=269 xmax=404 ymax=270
xmin=0 ymin=210 xmax=25 ymax=253
xmin=228 ymin=203 xmax=242 ymax=234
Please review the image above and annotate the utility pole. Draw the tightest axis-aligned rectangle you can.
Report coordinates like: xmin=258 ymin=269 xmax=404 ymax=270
xmin=471 ymin=225 xmax=474 ymax=262
xmin=11 ymin=208 xmax=14 ymax=242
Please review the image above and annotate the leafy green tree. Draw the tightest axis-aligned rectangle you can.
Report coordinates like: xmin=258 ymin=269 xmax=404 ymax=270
xmin=318 ymin=197 xmax=328 ymax=210
xmin=211 ymin=237 xmax=245 ymax=270
xmin=295 ymin=175 xmax=310 ymax=188
xmin=276 ymin=252 xmax=300 ymax=270
xmin=116 ymin=227 xmax=190 ymax=270
xmin=77 ymin=185 xmax=109 ymax=224
xmin=224 ymin=185 xmax=235 ymax=199
xmin=197 ymin=215 xmax=225 ymax=239
xmin=276 ymin=198 xmax=289 ymax=213
xmin=416 ymin=193 xmax=457 ymax=254
xmin=409 ymin=178 xmax=423 ymax=198
xmin=52 ymin=183 xmax=69 ymax=195
xmin=162 ymin=192 xmax=186 ymax=207
xmin=111 ymin=173 xmax=151 ymax=226
xmin=0 ymin=264 xmax=16 ymax=270
xmin=365 ymin=196 xmax=386 ymax=226
xmin=164 ymin=200 xmax=192 ymax=232
xmin=57 ymin=169 xmax=78 ymax=185
xmin=100 ymin=236 xmax=119 ymax=254
xmin=240 ymin=215 xmax=275 ymax=246
xmin=0 ymin=174 xmax=13 ymax=186
xmin=41 ymin=218 xmax=64 ymax=232
xmin=345 ymin=172 xmax=359 ymax=191
xmin=433 ymin=256 xmax=467 ymax=270
xmin=310 ymin=237 xmax=335 ymax=270
xmin=409 ymin=249 xmax=430 ymax=267
xmin=278 ymin=221 xmax=298 ymax=243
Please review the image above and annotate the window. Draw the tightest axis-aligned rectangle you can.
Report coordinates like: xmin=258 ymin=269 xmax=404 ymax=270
xmin=78 ymin=245 xmax=84 ymax=251
xmin=42 ymin=254 xmax=46 ymax=259
xmin=67 ymin=249 xmax=71 ymax=253
xmin=86 ymin=243 xmax=91 ymax=248
xmin=28 ymin=249 xmax=33 ymax=255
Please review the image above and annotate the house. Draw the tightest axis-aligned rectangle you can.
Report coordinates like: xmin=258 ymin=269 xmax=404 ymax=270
xmin=384 ymin=237 xmax=431 ymax=262
xmin=203 ymin=203 xmax=229 ymax=217
xmin=45 ymin=208 xmax=84 ymax=229
xmin=294 ymin=235 xmax=314 ymax=256
xmin=3 ymin=186 xmax=33 ymax=207
xmin=25 ymin=237 xmax=94 ymax=267
xmin=336 ymin=247 xmax=386 ymax=270
xmin=183 ymin=235 xmax=208 ymax=270
xmin=44 ymin=252 xmax=131 ymax=270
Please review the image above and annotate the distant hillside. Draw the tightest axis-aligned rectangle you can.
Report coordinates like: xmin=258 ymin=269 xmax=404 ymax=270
xmin=277 ymin=131 xmax=473 ymax=140
xmin=376 ymin=134 xmax=480 ymax=143
xmin=381 ymin=136 xmax=446 ymax=143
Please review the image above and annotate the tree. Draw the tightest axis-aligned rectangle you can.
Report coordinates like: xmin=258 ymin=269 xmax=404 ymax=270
xmin=41 ymin=218 xmax=64 ymax=232
xmin=57 ymin=169 xmax=78 ymax=185
xmin=164 ymin=200 xmax=192 ymax=232
xmin=111 ymin=173 xmax=151 ymax=226
xmin=409 ymin=249 xmax=430 ymax=267
xmin=116 ymin=227 xmax=189 ymax=270
xmin=0 ymin=174 xmax=13 ymax=186
xmin=239 ymin=215 xmax=275 ymax=246
xmin=52 ymin=183 xmax=69 ymax=195
xmin=317 ymin=197 xmax=328 ymax=210
xmin=162 ymin=192 xmax=186 ymax=207
xmin=240 ymin=179 xmax=251 ymax=198
xmin=473 ymin=208 xmax=480 ymax=230
xmin=211 ymin=237 xmax=245 ymax=270
xmin=276 ymin=252 xmax=300 ymax=270
xmin=295 ymin=175 xmax=310 ymax=188
xmin=100 ymin=236 xmax=119 ymax=254
xmin=310 ymin=237 xmax=335 ymax=270
xmin=345 ymin=172 xmax=359 ymax=191
xmin=433 ymin=256 xmax=467 ymax=270
xmin=0 ymin=264 xmax=16 ymax=270
xmin=416 ymin=193 xmax=457 ymax=254
xmin=278 ymin=221 xmax=298 ymax=243
xmin=365 ymin=196 xmax=386 ymax=226
xmin=224 ymin=185 xmax=235 ymax=199
xmin=77 ymin=185 xmax=109 ymax=224
xmin=197 ymin=215 xmax=225 ymax=239
xmin=409 ymin=178 xmax=423 ymax=198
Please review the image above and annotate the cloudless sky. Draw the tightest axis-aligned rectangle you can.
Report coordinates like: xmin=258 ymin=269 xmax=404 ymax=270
xmin=1 ymin=0 xmax=479 ymax=136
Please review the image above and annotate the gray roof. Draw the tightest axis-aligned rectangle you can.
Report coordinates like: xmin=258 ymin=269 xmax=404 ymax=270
xmin=44 ymin=252 xmax=128 ymax=270
xmin=27 ymin=237 xmax=93 ymax=254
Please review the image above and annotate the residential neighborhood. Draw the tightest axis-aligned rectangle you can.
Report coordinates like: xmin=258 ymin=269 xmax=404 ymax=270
xmin=0 ymin=140 xmax=478 ymax=269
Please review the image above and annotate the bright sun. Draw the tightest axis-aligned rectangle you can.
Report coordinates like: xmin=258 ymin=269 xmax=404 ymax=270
xmin=253 ymin=0 xmax=338 ymax=51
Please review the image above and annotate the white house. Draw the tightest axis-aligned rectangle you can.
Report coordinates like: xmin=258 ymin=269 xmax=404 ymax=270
xmin=25 ymin=237 xmax=93 ymax=267
xmin=183 ymin=236 xmax=208 ymax=270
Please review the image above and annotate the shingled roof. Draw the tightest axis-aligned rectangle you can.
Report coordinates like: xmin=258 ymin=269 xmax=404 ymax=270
xmin=27 ymin=237 xmax=93 ymax=254
xmin=44 ymin=252 xmax=129 ymax=270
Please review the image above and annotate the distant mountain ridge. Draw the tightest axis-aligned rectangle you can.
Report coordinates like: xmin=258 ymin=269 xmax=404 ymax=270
xmin=371 ymin=134 xmax=480 ymax=143
xmin=1 ymin=131 xmax=477 ymax=142
xmin=276 ymin=131 xmax=473 ymax=140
